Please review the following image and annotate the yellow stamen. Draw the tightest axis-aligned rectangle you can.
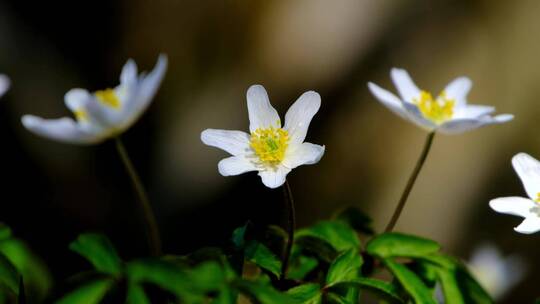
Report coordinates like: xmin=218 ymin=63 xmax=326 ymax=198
xmin=413 ymin=90 xmax=455 ymax=124
xmin=74 ymin=109 xmax=88 ymax=122
xmin=250 ymin=127 xmax=289 ymax=164
xmin=535 ymin=192 xmax=540 ymax=203
xmin=95 ymin=89 xmax=121 ymax=109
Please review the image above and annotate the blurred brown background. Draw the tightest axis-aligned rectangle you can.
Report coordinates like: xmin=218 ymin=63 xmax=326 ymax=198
xmin=0 ymin=0 xmax=538 ymax=302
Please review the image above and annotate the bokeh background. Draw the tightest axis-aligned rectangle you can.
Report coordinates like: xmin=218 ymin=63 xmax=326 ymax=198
xmin=0 ymin=0 xmax=539 ymax=302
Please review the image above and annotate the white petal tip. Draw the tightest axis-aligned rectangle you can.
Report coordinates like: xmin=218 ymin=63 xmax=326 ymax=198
xmin=513 ymin=227 xmax=537 ymax=234
xmin=494 ymin=114 xmax=514 ymax=123
xmin=21 ymin=115 xmax=40 ymax=128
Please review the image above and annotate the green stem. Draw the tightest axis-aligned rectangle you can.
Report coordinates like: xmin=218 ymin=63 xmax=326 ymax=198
xmin=280 ymin=179 xmax=296 ymax=281
xmin=115 ymin=137 xmax=162 ymax=256
xmin=384 ymin=132 xmax=435 ymax=233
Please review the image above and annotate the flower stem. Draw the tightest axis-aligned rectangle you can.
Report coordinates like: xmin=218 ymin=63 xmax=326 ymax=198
xmin=115 ymin=137 xmax=162 ymax=256
xmin=384 ymin=131 xmax=435 ymax=233
xmin=280 ymin=179 xmax=296 ymax=281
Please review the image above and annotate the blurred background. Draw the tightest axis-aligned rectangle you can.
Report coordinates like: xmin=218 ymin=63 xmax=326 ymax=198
xmin=0 ymin=0 xmax=539 ymax=302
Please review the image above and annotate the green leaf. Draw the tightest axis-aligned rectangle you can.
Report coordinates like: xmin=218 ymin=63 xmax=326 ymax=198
xmin=435 ymin=267 xmax=464 ymax=304
xmin=69 ymin=233 xmax=122 ymax=275
xmin=234 ymin=279 xmax=297 ymax=304
xmin=245 ymin=241 xmax=282 ymax=278
xmin=294 ymin=236 xmax=338 ymax=263
xmin=127 ymin=259 xmax=227 ymax=302
xmin=211 ymin=286 xmax=236 ymax=304
xmin=287 ymin=283 xmax=321 ymax=303
xmin=287 ymin=255 xmax=318 ymax=281
xmin=326 ymin=249 xmax=362 ymax=286
xmin=0 ymin=253 xmax=19 ymax=295
xmin=333 ymin=207 xmax=374 ymax=234
xmin=384 ymin=259 xmax=436 ymax=304
xmin=232 ymin=225 xmax=247 ymax=249
xmin=0 ymin=238 xmax=52 ymax=301
xmin=324 ymin=292 xmax=348 ymax=304
xmin=296 ymin=221 xmax=360 ymax=252
xmin=126 ymin=283 xmax=150 ymax=304
xmin=56 ymin=278 xmax=115 ymax=304
xmin=330 ymin=278 xmax=404 ymax=304
xmin=366 ymin=233 xmax=440 ymax=259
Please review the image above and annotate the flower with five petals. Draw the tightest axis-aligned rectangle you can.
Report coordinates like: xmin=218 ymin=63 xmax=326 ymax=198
xmin=368 ymin=68 xmax=513 ymax=134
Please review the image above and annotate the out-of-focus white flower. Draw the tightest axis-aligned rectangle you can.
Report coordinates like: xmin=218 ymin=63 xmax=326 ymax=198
xmin=490 ymin=153 xmax=540 ymax=234
xmin=201 ymin=85 xmax=325 ymax=189
xmin=0 ymin=74 xmax=10 ymax=98
xmin=368 ymin=68 xmax=513 ymax=134
xmin=22 ymin=55 xmax=167 ymax=144
xmin=467 ymin=243 xmax=526 ymax=300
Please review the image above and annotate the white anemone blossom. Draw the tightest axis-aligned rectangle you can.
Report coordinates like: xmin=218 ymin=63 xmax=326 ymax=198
xmin=467 ymin=243 xmax=525 ymax=300
xmin=201 ymin=85 xmax=325 ymax=189
xmin=0 ymin=74 xmax=10 ymax=98
xmin=22 ymin=55 xmax=167 ymax=144
xmin=368 ymin=68 xmax=513 ymax=134
xmin=490 ymin=153 xmax=540 ymax=234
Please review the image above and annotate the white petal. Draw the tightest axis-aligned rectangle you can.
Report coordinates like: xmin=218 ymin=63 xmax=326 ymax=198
xmin=438 ymin=114 xmax=513 ymax=134
xmin=21 ymin=115 xmax=103 ymax=144
xmin=514 ymin=216 xmax=540 ymax=234
xmin=282 ymin=143 xmax=325 ymax=169
xmin=121 ymin=54 xmax=168 ymax=128
xmin=247 ymin=85 xmax=281 ymax=133
xmin=201 ymin=129 xmax=251 ymax=156
xmin=444 ymin=77 xmax=472 ymax=107
xmin=401 ymin=102 xmax=437 ymax=130
xmin=218 ymin=156 xmax=257 ymax=176
xmin=489 ymin=197 xmax=536 ymax=218
xmin=0 ymin=74 xmax=10 ymax=97
xmin=65 ymin=88 xmax=91 ymax=111
xmin=453 ymin=105 xmax=494 ymax=119
xmin=258 ymin=165 xmax=291 ymax=189
xmin=390 ymin=68 xmax=421 ymax=103
xmin=367 ymin=82 xmax=408 ymax=119
xmin=512 ymin=153 xmax=540 ymax=199
xmin=120 ymin=59 xmax=138 ymax=86
xmin=283 ymin=91 xmax=321 ymax=144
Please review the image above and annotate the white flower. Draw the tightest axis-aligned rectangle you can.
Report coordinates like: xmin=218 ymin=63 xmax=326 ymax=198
xmin=201 ymin=85 xmax=325 ymax=189
xmin=490 ymin=153 xmax=540 ymax=234
xmin=368 ymin=68 xmax=513 ymax=134
xmin=0 ymin=74 xmax=10 ymax=98
xmin=22 ymin=55 xmax=167 ymax=144
xmin=467 ymin=243 xmax=525 ymax=300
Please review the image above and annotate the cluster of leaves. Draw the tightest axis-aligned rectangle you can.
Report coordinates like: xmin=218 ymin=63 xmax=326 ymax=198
xmin=0 ymin=208 xmax=493 ymax=303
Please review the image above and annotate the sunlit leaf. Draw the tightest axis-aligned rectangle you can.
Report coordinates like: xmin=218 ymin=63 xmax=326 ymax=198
xmin=56 ymin=278 xmax=115 ymax=304
xmin=367 ymin=233 xmax=440 ymax=259
xmin=326 ymin=249 xmax=362 ymax=287
xmin=296 ymin=221 xmax=360 ymax=252
xmin=233 ymin=279 xmax=297 ymax=304
xmin=384 ymin=259 xmax=436 ymax=304
xmin=287 ymin=283 xmax=321 ymax=303
xmin=330 ymin=278 xmax=404 ymax=304
xmin=245 ymin=241 xmax=282 ymax=277
xmin=69 ymin=233 xmax=122 ymax=276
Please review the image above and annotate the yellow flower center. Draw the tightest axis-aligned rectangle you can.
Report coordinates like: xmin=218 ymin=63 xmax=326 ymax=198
xmin=250 ymin=127 xmax=289 ymax=164
xmin=413 ymin=90 xmax=455 ymax=124
xmin=535 ymin=192 xmax=540 ymax=203
xmin=95 ymin=89 xmax=121 ymax=109
xmin=74 ymin=109 xmax=88 ymax=122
